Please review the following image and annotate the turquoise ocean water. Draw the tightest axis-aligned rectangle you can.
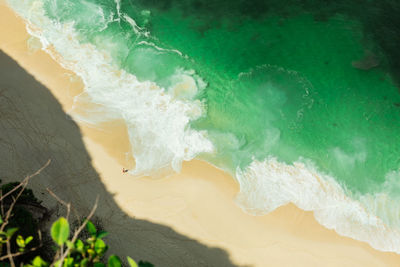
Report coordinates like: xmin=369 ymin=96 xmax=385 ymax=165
xmin=8 ymin=0 xmax=400 ymax=252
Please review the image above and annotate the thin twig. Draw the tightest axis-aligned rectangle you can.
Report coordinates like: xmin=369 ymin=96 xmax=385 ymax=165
xmin=0 ymin=190 xmax=4 ymax=217
xmin=0 ymin=245 xmax=42 ymax=261
xmin=1 ymin=160 xmax=51 ymax=232
xmin=45 ymin=188 xmax=69 ymax=264
xmin=0 ymin=181 xmax=29 ymax=232
xmin=46 ymin=189 xmax=69 ymax=208
xmin=46 ymin=188 xmax=71 ymax=221
xmin=46 ymin=188 xmax=81 ymax=224
xmin=6 ymin=237 xmax=15 ymax=267
xmin=52 ymin=196 xmax=99 ymax=267
xmin=0 ymin=160 xmax=50 ymax=265
xmin=0 ymin=159 xmax=51 ymax=202
xmin=70 ymin=196 xmax=99 ymax=244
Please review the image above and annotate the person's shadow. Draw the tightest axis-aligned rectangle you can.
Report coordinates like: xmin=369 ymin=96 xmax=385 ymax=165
xmin=0 ymin=51 xmax=241 ymax=267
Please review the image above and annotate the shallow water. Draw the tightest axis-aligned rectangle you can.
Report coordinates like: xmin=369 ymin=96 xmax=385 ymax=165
xmin=8 ymin=0 xmax=400 ymax=253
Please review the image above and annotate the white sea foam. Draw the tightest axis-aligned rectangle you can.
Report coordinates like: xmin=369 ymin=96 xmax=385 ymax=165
xmin=8 ymin=0 xmax=400 ymax=254
xmin=136 ymin=41 xmax=186 ymax=58
xmin=123 ymin=14 xmax=150 ymax=37
xmin=8 ymin=0 xmax=214 ymax=175
xmin=235 ymin=157 xmax=400 ymax=253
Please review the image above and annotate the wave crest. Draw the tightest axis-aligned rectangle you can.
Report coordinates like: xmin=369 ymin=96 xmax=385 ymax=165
xmin=8 ymin=0 xmax=214 ymax=175
xmin=235 ymin=157 xmax=400 ymax=253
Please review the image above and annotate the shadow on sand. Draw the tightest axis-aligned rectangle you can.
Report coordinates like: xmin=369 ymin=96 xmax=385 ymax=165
xmin=0 ymin=51 xmax=241 ymax=267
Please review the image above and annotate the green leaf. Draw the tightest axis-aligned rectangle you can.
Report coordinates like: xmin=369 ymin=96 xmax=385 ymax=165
xmin=25 ymin=236 xmax=33 ymax=245
xmin=0 ymin=215 xmax=3 ymax=224
xmin=96 ymin=230 xmax=109 ymax=239
xmin=93 ymin=263 xmax=105 ymax=267
xmin=32 ymin=256 xmax=48 ymax=267
xmin=16 ymin=235 xmax=25 ymax=247
xmin=80 ymin=259 xmax=89 ymax=267
xmin=75 ymin=239 xmax=84 ymax=251
xmin=51 ymin=217 xmax=70 ymax=245
xmin=94 ymin=238 xmax=107 ymax=255
xmin=126 ymin=257 xmax=138 ymax=267
xmin=86 ymin=237 xmax=95 ymax=245
xmin=86 ymin=221 xmax=96 ymax=236
xmin=63 ymin=256 xmax=73 ymax=267
xmin=87 ymin=248 xmax=95 ymax=256
xmin=66 ymin=240 xmax=75 ymax=249
xmin=107 ymin=255 xmax=122 ymax=267
xmin=6 ymin=227 xmax=18 ymax=238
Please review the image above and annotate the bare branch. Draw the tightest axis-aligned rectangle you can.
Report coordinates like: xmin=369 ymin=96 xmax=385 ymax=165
xmin=6 ymin=238 xmax=15 ymax=267
xmin=0 ymin=230 xmax=43 ymax=261
xmin=46 ymin=188 xmax=82 ymax=225
xmin=0 ymin=159 xmax=51 ymax=202
xmin=46 ymin=188 xmax=70 ymax=265
xmin=1 ymin=190 xmax=4 ymax=217
xmin=0 ymin=180 xmax=29 ymax=232
xmin=0 ymin=245 xmax=42 ymax=261
xmin=52 ymin=196 xmax=99 ymax=267
xmin=0 ymin=160 xmax=50 ymax=266
xmin=46 ymin=188 xmax=69 ymax=208
xmin=46 ymin=188 xmax=71 ymax=221
xmin=70 ymin=196 xmax=99 ymax=243
xmin=38 ymin=229 xmax=42 ymax=243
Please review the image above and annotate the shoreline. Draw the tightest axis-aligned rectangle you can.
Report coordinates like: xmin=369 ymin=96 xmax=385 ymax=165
xmin=2 ymin=2 xmax=400 ymax=266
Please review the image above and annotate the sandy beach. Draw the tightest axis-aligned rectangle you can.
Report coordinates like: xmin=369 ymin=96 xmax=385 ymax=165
xmin=1 ymin=2 xmax=400 ymax=266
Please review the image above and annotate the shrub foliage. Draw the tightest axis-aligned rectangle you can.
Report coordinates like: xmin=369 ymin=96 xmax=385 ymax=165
xmin=0 ymin=161 xmax=154 ymax=267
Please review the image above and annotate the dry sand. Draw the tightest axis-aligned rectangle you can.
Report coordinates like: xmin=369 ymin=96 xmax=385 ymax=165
xmin=1 ymin=2 xmax=400 ymax=266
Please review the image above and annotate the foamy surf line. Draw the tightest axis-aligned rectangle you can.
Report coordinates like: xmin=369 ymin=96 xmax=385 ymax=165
xmin=7 ymin=0 xmax=400 ymax=254
xmin=236 ymin=158 xmax=400 ymax=253
xmin=7 ymin=0 xmax=214 ymax=176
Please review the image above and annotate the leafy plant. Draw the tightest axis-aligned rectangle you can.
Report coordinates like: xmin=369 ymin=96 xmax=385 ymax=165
xmin=51 ymin=217 xmax=69 ymax=246
xmin=0 ymin=161 xmax=154 ymax=267
xmin=23 ymin=217 xmax=153 ymax=267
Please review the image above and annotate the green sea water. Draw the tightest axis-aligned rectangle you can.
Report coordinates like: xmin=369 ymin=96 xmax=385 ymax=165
xmin=137 ymin=2 xmax=400 ymax=196
xmin=11 ymin=0 xmax=400 ymax=251
xmin=43 ymin=0 xmax=400 ymax=193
